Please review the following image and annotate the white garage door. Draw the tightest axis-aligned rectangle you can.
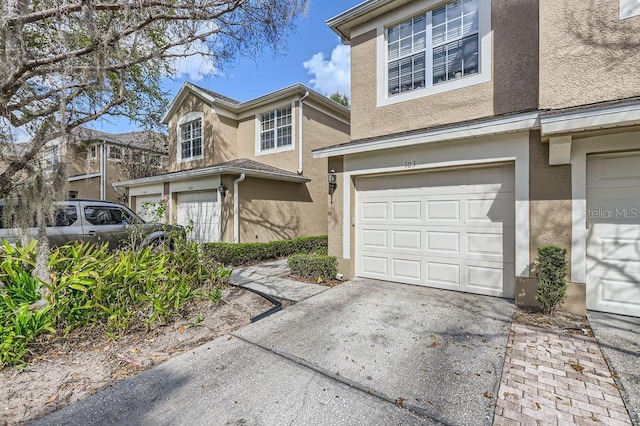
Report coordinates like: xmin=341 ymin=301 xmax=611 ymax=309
xmin=356 ymin=164 xmax=515 ymax=298
xmin=135 ymin=194 xmax=163 ymax=222
xmin=587 ymin=153 xmax=640 ymax=317
xmin=176 ymin=191 xmax=220 ymax=243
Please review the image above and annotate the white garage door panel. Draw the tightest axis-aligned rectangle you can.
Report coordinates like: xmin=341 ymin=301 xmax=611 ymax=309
xmin=176 ymin=191 xmax=220 ymax=243
xmin=357 ymin=164 xmax=515 ymax=298
xmin=587 ymin=153 xmax=640 ymax=317
xmin=135 ymin=194 xmax=162 ymax=222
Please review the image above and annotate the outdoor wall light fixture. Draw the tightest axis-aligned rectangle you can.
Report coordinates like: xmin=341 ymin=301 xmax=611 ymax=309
xmin=218 ymin=183 xmax=227 ymax=197
xmin=328 ymin=169 xmax=337 ymax=198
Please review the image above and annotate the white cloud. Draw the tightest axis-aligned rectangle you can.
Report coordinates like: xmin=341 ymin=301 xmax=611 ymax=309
xmin=303 ymin=43 xmax=351 ymax=97
xmin=171 ymin=41 xmax=218 ymax=81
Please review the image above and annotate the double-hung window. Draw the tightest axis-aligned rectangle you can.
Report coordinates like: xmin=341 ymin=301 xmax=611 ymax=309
xmin=108 ymin=146 xmax=122 ymax=160
xmin=180 ymin=119 xmax=202 ymax=160
xmin=388 ymin=0 xmax=479 ymax=96
xmin=259 ymin=105 xmax=292 ymax=152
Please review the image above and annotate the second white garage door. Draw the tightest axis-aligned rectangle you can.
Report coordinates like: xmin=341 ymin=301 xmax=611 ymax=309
xmin=356 ymin=164 xmax=515 ymax=298
xmin=176 ymin=191 xmax=220 ymax=243
xmin=586 ymin=152 xmax=640 ymax=317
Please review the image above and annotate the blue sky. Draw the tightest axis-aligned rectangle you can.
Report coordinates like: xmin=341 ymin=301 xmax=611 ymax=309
xmin=93 ymin=1 xmax=362 ymax=133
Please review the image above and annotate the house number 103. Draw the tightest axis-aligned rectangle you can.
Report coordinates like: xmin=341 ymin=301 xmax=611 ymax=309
xmin=404 ymin=161 xmax=417 ymax=168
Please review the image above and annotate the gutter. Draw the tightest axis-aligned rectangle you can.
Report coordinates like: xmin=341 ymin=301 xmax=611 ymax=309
xmin=233 ymin=173 xmax=246 ymax=243
xmin=298 ymin=91 xmax=310 ymax=174
xmin=113 ymin=165 xmax=311 ymax=188
xmin=312 ymin=112 xmax=540 ymax=158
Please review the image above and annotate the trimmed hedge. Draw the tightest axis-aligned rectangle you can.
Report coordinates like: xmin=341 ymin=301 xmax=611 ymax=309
xmin=288 ymin=253 xmax=338 ymax=283
xmin=203 ymin=235 xmax=327 ymax=266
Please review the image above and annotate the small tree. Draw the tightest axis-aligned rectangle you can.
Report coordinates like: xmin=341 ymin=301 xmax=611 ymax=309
xmin=535 ymin=245 xmax=568 ymax=315
xmin=329 ymin=91 xmax=350 ymax=108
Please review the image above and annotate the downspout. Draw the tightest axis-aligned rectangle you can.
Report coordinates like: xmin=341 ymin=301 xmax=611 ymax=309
xmin=297 ymin=91 xmax=309 ymax=175
xmin=233 ymin=173 xmax=246 ymax=243
xmin=100 ymin=140 xmax=107 ymax=200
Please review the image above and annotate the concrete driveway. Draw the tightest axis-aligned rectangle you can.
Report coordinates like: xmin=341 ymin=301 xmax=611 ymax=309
xmin=35 ymin=279 xmax=514 ymax=425
xmin=589 ymin=312 xmax=640 ymax=426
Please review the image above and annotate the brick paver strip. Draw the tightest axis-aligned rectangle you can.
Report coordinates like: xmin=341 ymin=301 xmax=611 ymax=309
xmin=493 ymin=323 xmax=633 ymax=425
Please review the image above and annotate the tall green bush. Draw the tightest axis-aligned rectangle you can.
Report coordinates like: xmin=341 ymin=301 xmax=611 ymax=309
xmin=535 ymin=245 xmax=568 ymax=315
xmin=203 ymin=235 xmax=328 ymax=266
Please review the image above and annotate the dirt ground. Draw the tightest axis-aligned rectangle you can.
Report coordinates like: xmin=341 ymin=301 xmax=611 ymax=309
xmin=0 ymin=287 xmax=273 ymax=426
xmin=512 ymin=307 xmax=593 ymax=337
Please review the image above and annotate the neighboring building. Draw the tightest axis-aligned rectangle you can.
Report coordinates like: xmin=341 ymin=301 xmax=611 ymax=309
xmin=65 ymin=128 xmax=168 ymax=202
xmin=313 ymin=0 xmax=640 ymax=318
xmin=114 ymin=83 xmax=351 ymax=244
xmin=1 ymin=128 xmax=167 ymax=203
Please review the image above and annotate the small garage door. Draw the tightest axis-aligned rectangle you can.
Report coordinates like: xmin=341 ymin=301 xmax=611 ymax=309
xmin=176 ymin=191 xmax=220 ymax=243
xmin=135 ymin=194 xmax=163 ymax=222
xmin=587 ymin=153 xmax=640 ymax=317
xmin=356 ymin=164 xmax=515 ymax=298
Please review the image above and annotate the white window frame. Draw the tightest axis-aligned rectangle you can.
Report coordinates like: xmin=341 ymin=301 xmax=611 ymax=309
xmin=89 ymin=145 xmax=97 ymax=159
xmin=42 ymin=144 xmax=60 ymax=169
xmin=108 ymin=145 xmax=123 ymax=161
xmin=620 ymin=0 xmax=640 ymax=20
xmin=375 ymin=0 xmax=492 ymax=107
xmin=255 ymin=102 xmax=296 ymax=156
xmin=177 ymin=111 xmax=204 ymax=163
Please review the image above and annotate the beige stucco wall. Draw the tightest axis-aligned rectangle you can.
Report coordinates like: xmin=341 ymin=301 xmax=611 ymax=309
xmin=528 ymin=130 xmax=573 ymax=267
xmin=539 ymin=0 xmax=640 ymax=109
xmin=235 ymin=103 xmax=300 ymax=173
xmin=68 ymin=173 xmax=124 ymax=203
xmin=166 ymin=93 xmax=238 ymax=172
xmin=235 ymin=104 xmax=350 ymax=243
xmin=349 ymin=0 xmax=539 ymax=141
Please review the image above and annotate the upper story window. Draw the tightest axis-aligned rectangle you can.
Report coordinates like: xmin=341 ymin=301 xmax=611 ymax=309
xmin=90 ymin=145 xmax=97 ymax=159
xmin=177 ymin=111 xmax=204 ymax=162
xmin=258 ymin=105 xmax=294 ymax=154
xmin=377 ymin=0 xmax=490 ymax=107
xmin=108 ymin=145 xmax=122 ymax=160
xmin=180 ymin=119 xmax=202 ymax=160
xmin=42 ymin=144 xmax=60 ymax=169
xmin=388 ymin=0 xmax=478 ymax=96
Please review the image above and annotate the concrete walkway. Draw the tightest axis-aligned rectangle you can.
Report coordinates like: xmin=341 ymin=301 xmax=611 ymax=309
xmin=230 ymin=259 xmax=328 ymax=302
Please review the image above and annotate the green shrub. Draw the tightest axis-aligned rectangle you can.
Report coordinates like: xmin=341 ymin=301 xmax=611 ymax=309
xmin=203 ymin=235 xmax=328 ymax=266
xmin=1 ymin=240 xmax=54 ymax=367
xmin=288 ymin=253 xmax=338 ymax=283
xmin=0 ymin=238 xmax=231 ymax=366
xmin=535 ymin=245 xmax=568 ymax=315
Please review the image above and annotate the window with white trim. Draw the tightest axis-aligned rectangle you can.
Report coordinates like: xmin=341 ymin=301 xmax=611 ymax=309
xmin=259 ymin=105 xmax=292 ymax=152
xmin=387 ymin=0 xmax=479 ymax=96
xmin=180 ymin=119 xmax=203 ymax=160
xmin=108 ymin=145 xmax=122 ymax=160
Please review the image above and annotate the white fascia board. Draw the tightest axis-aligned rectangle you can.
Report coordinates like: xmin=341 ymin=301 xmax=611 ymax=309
xmin=162 ymin=83 xmax=349 ymax=124
xmin=68 ymin=172 xmax=101 ymax=182
xmin=313 ymin=113 xmax=540 ymax=158
xmin=327 ymin=0 xmax=393 ymax=41
xmin=114 ymin=167 xmax=310 ymax=188
xmin=541 ymin=102 xmax=640 ymax=136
